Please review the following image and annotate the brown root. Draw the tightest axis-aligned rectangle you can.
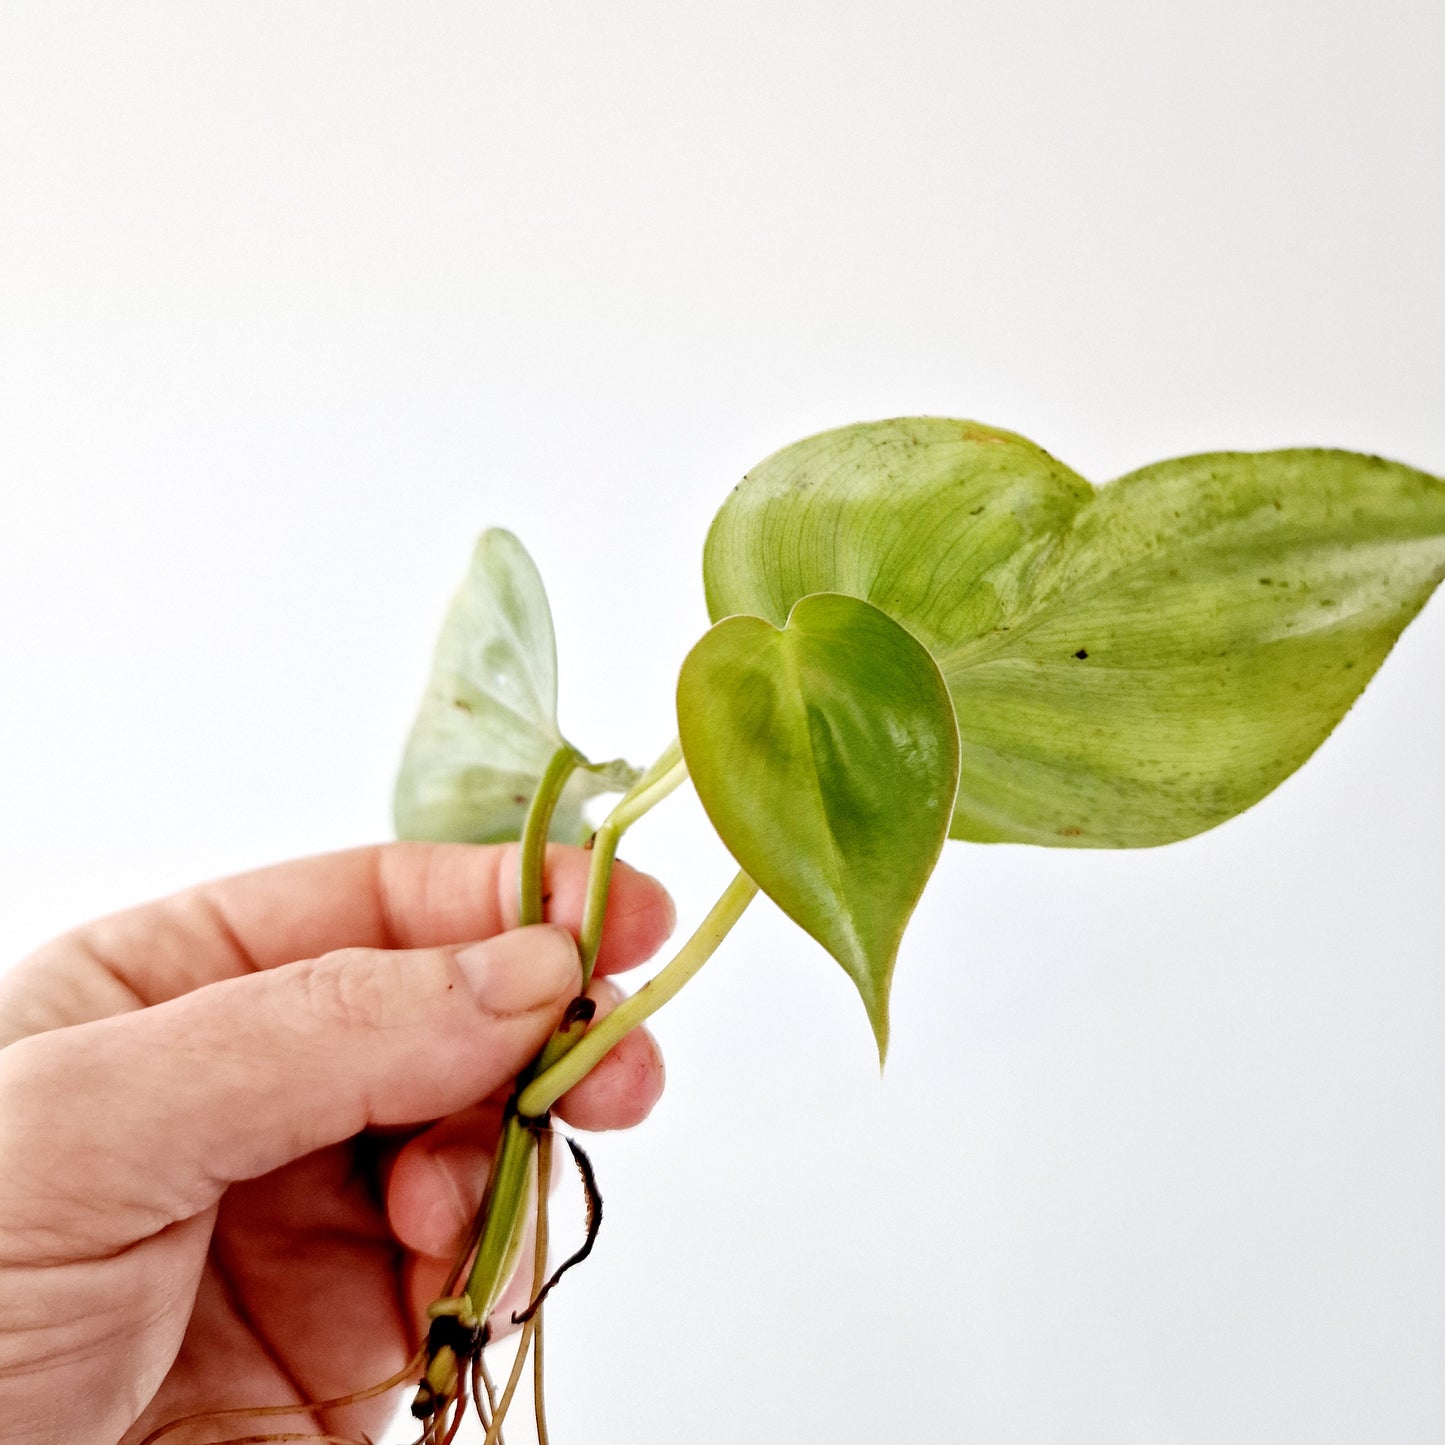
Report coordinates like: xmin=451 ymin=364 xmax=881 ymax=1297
xmin=137 ymin=1349 xmax=424 ymax=1445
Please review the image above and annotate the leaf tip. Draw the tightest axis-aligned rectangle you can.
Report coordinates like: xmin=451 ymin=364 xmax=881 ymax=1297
xmin=872 ymin=1015 xmax=890 ymax=1073
xmin=858 ymin=977 xmax=891 ymax=1071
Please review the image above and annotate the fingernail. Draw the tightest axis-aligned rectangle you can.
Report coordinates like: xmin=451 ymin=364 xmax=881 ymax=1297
xmin=657 ymin=882 xmax=678 ymax=941
xmin=454 ymin=926 xmax=579 ymax=1014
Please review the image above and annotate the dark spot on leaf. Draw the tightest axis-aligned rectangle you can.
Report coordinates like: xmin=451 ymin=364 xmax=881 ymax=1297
xmin=969 ymin=506 xmax=985 ymax=515
xmin=1060 ymin=825 xmax=1083 ymax=837
xmin=512 ymin=794 xmax=528 ymax=805
xmin=1258 ymin=577 xmax=1272 ymax=585
xmin=1073 ymin=648 xmax=1089 ymax=660
xmin=453 ymin=697 xmax=476 ymax=713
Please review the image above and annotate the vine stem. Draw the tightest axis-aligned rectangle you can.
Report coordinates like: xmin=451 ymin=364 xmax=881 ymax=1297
xmin=459 ymin=740 xmax=582 ymax=1324
xmin=460 ymin=1111 xmax=537 ymax=1322
xmin=577 ymin=739 xmax=686 ymax=982
xmin=518 ymin=869 xmax=759 ymax=1119
xmin=458 ymin=740 xmax=686 ymax=1325
xmin=519 ymin=746 xmax=581 ymax=927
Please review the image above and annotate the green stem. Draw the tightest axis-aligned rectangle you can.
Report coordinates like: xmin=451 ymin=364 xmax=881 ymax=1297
xmin=460 ymin=745 xmax=577 ymax=1323
xmin=458 ymin=741 xmax=689 ymax=1325
xmin=616 ymin=734 xmax=685 ymax=814
xmin=577 ymin=740 xmax=687 ymax=984
xmin=462 ymin=1111 xmax=537 ymax=1322
xmin=518 ymin=869 xmax=758 ymax=1119
xmin=519 ymin=746 xmax=581 ymax=927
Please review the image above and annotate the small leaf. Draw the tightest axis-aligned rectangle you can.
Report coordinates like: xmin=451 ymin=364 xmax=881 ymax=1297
xmin=705 ymin=420 xmax=1445 ymax=847
xmin=395 ymin=530 xmax=637 ymax=844
xmin=677 ymin=594 xmax=960 ymax=1058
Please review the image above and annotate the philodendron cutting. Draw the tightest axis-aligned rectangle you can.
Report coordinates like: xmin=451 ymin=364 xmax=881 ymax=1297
xmin=148 ymin=416 xmax=1445 ymax=1445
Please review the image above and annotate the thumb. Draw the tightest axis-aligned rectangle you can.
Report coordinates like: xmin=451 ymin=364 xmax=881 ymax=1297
xmin=0 ymin=925 xmax=579 ymax=1257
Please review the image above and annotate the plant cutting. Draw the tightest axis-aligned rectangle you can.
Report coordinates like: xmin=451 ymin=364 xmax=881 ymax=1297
xmin=146 ymin=415 xmax=1445 ymax=1444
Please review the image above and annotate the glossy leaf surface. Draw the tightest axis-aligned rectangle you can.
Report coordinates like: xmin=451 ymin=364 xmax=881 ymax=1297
xmin=677 ymin=593 xmax=960 ymax=1057
xmin=705 ymin=419 xmax=1445 ymax=847
xmin=395 ymin=529 xmax=635 ymax=844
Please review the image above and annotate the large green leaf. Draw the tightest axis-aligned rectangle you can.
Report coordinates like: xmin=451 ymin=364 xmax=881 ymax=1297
xmin=677 ymin=593 xmax=960 ymax=1057
xmin=705 ymin=419 xmax=1445 ymax=847
xmin=395 ymin=529 xmax=636 ymax=844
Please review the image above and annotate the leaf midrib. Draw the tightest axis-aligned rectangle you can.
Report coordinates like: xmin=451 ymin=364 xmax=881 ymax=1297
xmin=779 ymin=622 xmax=869 ymax=976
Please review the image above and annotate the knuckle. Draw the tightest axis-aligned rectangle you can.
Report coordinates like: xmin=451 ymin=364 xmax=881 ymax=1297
xmin=0 ymin=1035 xmax=76 ymax=1238
xmin=0 ymin=1032 xmax=69 ymax=1115
xmin=294 ymin=949 xmax=397 ymax=1032
xmin=290 ymin=947 xmax=450 ymax=1033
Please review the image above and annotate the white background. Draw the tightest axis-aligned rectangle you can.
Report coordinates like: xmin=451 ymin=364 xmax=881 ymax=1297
xmin=2 ymin=3 xmax=1442 ymax=1442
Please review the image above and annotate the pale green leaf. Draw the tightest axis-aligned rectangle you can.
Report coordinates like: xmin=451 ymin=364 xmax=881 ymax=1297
xmin=677 ymin=593 xmax=960 ymax=1057
xmin=395 ymin=530 xmax=637 ymax=844
xmin=704 ymin=419 xmax=1445 ymax=847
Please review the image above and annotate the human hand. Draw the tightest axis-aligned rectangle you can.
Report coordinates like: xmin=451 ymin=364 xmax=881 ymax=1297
xmin=0 ymin=842 xmax=673 ymax=1445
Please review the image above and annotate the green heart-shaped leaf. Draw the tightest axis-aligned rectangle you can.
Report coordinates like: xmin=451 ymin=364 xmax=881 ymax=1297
xmin=395 ymin=529 xmax=637 ymax=844
xmin=677 ymin=593 xmax=960 ymax=1058
xmin=705 ymin=418 xmax=1445 ymax=847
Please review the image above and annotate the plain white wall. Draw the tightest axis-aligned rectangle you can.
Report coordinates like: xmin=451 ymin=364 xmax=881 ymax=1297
xmin=1 ymin=3 xmax=1441 ymax=1442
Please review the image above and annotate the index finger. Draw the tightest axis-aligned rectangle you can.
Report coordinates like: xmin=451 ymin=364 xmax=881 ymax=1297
xmin=4 ymin=842 xmax=674 ymax=1026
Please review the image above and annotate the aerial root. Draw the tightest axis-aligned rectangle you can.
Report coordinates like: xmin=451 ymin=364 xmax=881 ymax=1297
xmin=473 ymin=1350 xmax=503 ymax=1444
xmin=149 ymin=1138 xmax=602 ymax=1445
xmin=510 ymin=1135 xmax=601 ymax=1327
xmin=438 ymin=1375 xmax=469 ymax=1445
xmin=174 ymin=1434 xmax=374 ymax=1444
xmin=138 ymin=1349 xmax=424 ymax=1445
